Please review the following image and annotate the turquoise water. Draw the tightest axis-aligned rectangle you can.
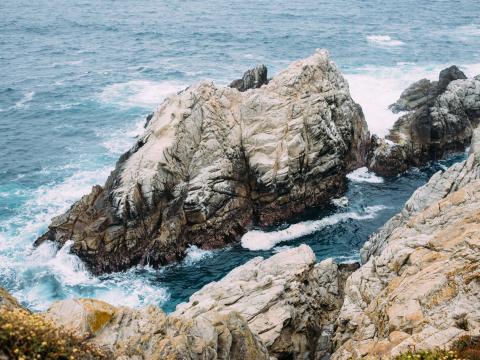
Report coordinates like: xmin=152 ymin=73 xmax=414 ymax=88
xmin=0 ymin=0 xmax=479 ymax=312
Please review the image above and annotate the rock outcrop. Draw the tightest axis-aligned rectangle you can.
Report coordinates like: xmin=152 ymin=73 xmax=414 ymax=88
xmin=332 ymin=138 xmax=480 ymax=358
xmin=45 ymin=299 xmax=268 ymax=360
xmin=175 ymin=245 xmax=358 ymax=359
xmin=368 ymin=67 xmax=480 ymax=176
xmin=39 ymin=245 xmax=356 ymax=360
xmin=36 ymin=49 xmax=369 ymax=274
xmin=229 ymin=64 xmax=268 ymax=91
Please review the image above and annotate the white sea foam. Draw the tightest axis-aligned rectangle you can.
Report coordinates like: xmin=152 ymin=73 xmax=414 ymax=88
xmin=241 ymin=205 xmax=388 ymax=251
xmin=183 ymin=245 xmax=215 ymax=266
xmin=331 ymin=196 xmax=349 ymax=207
xmin=101 ymin=117 xmax=146 ymax=155
xmin=272 ymin=245 xmax=293 ymax=254
xmin=367 ymin=35 xmax=404 ymax=47
xmin=99 ymin=80 xmax=185 ymax=108
xmin=347 ymin=167 xmax=384 ymax=183
xmin=14 ymin=91 xmax=35 ymax=109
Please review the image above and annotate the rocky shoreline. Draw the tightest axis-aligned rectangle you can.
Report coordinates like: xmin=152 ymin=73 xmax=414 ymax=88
xmin=3 ymin=50 xmax=480 ymax=359
xmin=2 ymin=133 xmax=480 ymax=358
xmin=35 ymin=50 xmax=370 ymax=274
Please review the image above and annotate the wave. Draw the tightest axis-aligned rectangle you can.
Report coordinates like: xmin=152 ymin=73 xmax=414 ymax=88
xmin=98 ymin=80 xmax=185 ymax=109
xmin=12 ymin=241 xmax=169 ymax=311
xmin=240 ymin=205 xmax=388 ymax=251
xmin=182 ymin=245 xmax=215 ymax=266
xmin=346 ymin=167 xmax=384 ymax=183
xmin=14 ymin=91 xmax=35 ymax=109
xmin=367 ymin=35 xmax=404 ymax=47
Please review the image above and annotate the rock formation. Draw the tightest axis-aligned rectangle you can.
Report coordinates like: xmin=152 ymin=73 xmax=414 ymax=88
xmin=174 ymin=245 xmax=358 ymax=359
xmin=332 ymin=134 xmax=480 ymax=358
xmin=45 ymin=299 xmax=268 ymax=360
xmin=368 ymin=67 xmax=480 ymax=176
xmin=35 ymin=49 xmax=369 ymax=274
xmin=38 ymin=245 xmax=356 ymax=360
xmin=229 ymin=64 xmax=268 ymax=91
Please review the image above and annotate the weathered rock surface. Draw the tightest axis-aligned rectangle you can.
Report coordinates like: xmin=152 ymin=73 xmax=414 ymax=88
xmin=368 ymin=67 xmax=480 ymax=176
xmin=0 ymin=287 xmax=23 ymax=311
xmin=41 ymin=245 xmax=357 ymax=359
xmin=45 ymin=298 xmax=269 ymax=360
xmin=174 ymin=245 xmax=358 ymax=360
xmin=332 ymin=146 xmax=480 ymax=358
xmin=389 ymin=66 xmax=467 ymax=114
xmin=36 ymin=49 xmax=369 ymax=274
xmin=229 ymin=64 xmax=268 ymax=91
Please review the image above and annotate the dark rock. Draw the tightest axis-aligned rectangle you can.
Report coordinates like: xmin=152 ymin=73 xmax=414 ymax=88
xmin=438 ymin=65 xmax=467 ymax=93
xmin=369 ymin=66 xmax=479 ymax=177
xmin=229 ymin=64 xmax=268 ymax=91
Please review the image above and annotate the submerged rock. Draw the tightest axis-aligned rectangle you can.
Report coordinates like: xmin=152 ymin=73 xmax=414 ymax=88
xmin=369 ymin=66 xmax=479 ymax=176
xmin=229 ymin=64 xmax=268 ymax=91
xmin=36 ymin=50 xmax=369 ymax=274
xmin=332 ymin=136 xmax=480 ymax=359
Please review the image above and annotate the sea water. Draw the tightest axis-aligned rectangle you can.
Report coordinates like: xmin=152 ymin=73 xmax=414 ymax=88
xmin=0 ymin=0 xmax=479 ymax=312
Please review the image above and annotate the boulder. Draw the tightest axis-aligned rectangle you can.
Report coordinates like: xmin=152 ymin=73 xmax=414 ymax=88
xmin=174 ymin=245 xmax=358 ymax=359
xmin=229 ymin=64 xmax=268 ymax=91
xmin=369 ymin=66 xmax=479 ymax=176
xmin=36 ymin=49 xmax=369 ymax=274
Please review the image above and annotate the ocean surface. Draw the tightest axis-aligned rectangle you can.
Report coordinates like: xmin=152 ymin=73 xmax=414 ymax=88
xmin=1 ymin=0 xmax=479 ymax=313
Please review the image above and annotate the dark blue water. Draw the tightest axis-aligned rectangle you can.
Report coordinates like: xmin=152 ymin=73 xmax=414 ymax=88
xmin=0 ymin=0 xmax=478 ymax=311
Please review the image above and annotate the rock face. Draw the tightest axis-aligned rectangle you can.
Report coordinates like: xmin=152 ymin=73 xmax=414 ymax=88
xmin=229 ymin=64 xmax=268 ymax=91
xmin=45 ymin=298 xmax=269 ymax=360
xmin=368 ymin=67 xmax=480 ymax=176
xmin=0 ymin=287 xmax=23 ymax=311
xmin=174 ymin=245 xmax=358 ymax=360
xmin=36 ymin=49 xmax=369 ymax=274
xmin=332 ymin=145 xmax=480 ymax=358
xmin=40 ymin=245 xmax=357 ymax=360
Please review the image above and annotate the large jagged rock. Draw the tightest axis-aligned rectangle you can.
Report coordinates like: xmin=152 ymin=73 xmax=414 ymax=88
xmin=332 ymin=143 xmax=480 ymax=359
xmin=389 ymin=66 xmax=467 ymax=114
xmin=368 ymin=68 xmax=480 ymax=176
xmin=174 ymin=245 xmax=358 ymax=360
xmin=45 ymin=298 xmax=269 ymax=360
xmin=229 ymin=64 xmax=268 ymax=92
xmin=35 ymin=49 xmax=369 ymax=274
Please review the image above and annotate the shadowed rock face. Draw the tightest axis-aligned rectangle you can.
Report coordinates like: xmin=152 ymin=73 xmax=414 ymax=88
xmin=35 ymin=50 xmax=369 ymax=274
xmin=368 ymin=67 xmax=480 ymax=177
xmin=229 ymin=64 xmax=268 ymax=91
